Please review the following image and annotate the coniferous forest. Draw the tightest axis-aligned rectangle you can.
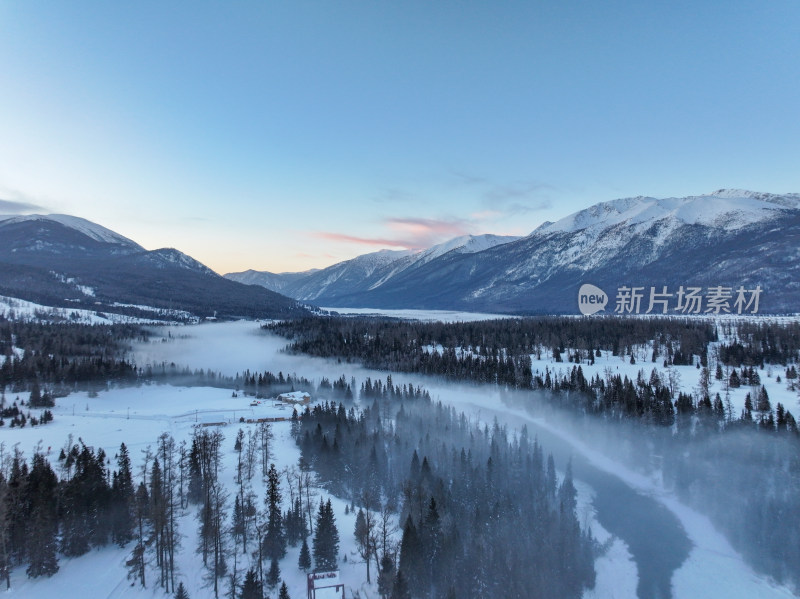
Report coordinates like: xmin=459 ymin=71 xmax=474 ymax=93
xmin=270 ymin=315 xmax=800 ymax=591
xmin=295 ymin=394 xmax=596 ymax=598
xmin=2 ymin=316 xmax=800 ymax=596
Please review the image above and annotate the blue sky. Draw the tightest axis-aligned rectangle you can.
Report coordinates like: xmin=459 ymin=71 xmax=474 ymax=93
xmin=1 ymin=1 xmax=798 ymax=274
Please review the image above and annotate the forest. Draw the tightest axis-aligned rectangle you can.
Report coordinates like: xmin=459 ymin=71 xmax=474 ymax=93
xmin=3 ymin=315 xmax=800 ymax=595
xmin=0 ymin=381 xmax=596 ymax=599
xmin=294 ymin=392 xmax=595 ymax=598
xmin=269 ymin=315 xmax=800 ymax=590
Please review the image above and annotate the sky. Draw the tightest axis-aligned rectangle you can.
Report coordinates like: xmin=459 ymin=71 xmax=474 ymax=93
xmin=1 ymin=1 xmax=799 ymax=275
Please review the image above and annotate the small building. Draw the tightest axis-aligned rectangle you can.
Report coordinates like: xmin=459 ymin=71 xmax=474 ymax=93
xmin=307 ymin=571 xmax=345 ymax=599
xmin=278 ymin=391 xmax=312 ymax=405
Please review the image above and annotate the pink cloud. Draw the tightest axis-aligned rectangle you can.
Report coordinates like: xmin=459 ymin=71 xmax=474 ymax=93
xmin=312 ymin=231 xmax=419 ymax=248
xmin=313 ymin=216 xmax=473 ymax=251
xmin=384 ymin=217 xmax=469 ymax=237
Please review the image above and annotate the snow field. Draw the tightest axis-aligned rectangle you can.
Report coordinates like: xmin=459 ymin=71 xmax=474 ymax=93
xmin=6 ymin=319 xmax=800 ymax=599
xmin=0 ymin=294 xmax=196 ymax=325
xmin=1 ymin=384 xmax=376 ymax=599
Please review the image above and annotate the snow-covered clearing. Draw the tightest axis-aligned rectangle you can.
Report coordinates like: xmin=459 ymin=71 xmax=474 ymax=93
xmin=0 ymin=294 xmax=196 ymax=325
xmin=321 ymin=307 xmax=513 ymax=322
xmin=3 ymin=384 xmax=371 ymax=599
xmin=3 ymin=319 xmax=799 ymax=598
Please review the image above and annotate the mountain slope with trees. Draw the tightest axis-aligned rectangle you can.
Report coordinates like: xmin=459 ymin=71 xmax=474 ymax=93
xmin=0 ymin=214 xmax=308 ymax=320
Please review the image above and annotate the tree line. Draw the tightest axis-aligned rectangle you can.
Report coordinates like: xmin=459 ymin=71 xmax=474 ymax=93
xmin=294 ymin=392 xmax=596 ymax=599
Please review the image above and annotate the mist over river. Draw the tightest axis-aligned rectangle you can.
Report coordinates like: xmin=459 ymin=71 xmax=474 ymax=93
xmin=129 ymin=320 xmax=793 ymax=599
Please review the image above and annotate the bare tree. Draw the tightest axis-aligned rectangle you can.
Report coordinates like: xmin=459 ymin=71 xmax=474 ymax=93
xmin=244 ymin=428 xmax=259 ymax=482
xmin=258 ymin=422 xmax=273 ymax=478
xmin=353 ymin=506 xmax=378 ymax=583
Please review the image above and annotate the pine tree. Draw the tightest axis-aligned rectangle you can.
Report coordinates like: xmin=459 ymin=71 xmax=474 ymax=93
xmin=25 ymin=453 xmax=59 ymax=577
xmin=187 ymin=439 xmax=203 ymax=504
xmin=354 ymin=507 xmax=376 ymax=583
xmin=391 ymin=569 xmax=411 ymax=599
xmin=266 ymin=557 xmax=281 ymax=589
xmin=378 ymin=553 xmax=395 ymax=599
xmin=757 ymin=385 xmax=771 ymax=413
xmin=279 ymin=581 xmax=291 ymax=599
xmin=263 ymin=463 xmax=286 ymax=561
xmin=239 ymin=568 xmax=262 ymax=599
xmin=111 ymin=442 xmax=135 ymax=546
xmin=298 ymin=536 xmax=312 ymax=571
xmin=127 ymin=481 xmax=149 ymax=587
xmin=175 ymin=581 xmax=190 ymax=599
xmin=313 ymin=499 xmax=339 ymax=572
xmin=397 ymin=516 xmax=422 ymax=597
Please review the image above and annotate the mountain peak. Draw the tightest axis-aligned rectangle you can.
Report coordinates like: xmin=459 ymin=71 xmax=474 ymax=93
xmin=532 ymin=190 xmax=800 ymax=237
xmin=0 ymin=213 xmax=142 ymax=248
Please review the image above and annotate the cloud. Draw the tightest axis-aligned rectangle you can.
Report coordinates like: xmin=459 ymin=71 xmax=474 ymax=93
xmin=0 ymin=197 xmax=45 ymax=214
xmin=312 ymin=232 xmax=418 ymax=248
xmin=314 ymin=216 xmax=472 ymax=251
xmin=385 ymin=216 xmax=469 ymax=237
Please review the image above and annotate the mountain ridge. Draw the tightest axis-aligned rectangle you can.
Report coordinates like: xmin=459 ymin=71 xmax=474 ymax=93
xmin=227 ymin=190 xmax=800 ymax=314
xmin=0 ymin=213 xmax=309 ymax=320
xmin=225 ymin=233 xmax=520 ymax=300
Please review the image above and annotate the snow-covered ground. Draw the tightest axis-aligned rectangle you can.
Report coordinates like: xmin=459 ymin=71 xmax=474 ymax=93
xmin=528 ymin=346 xmax=800 ymax=422
xmin=0 ymin=294 xmax=197 ymax=325
xmin=3 ymin=384 xmax=372 ymax=599
xmin=4 ymin=319 xmax=799 ymax=598
xmin=322 ymin=307 xmax=514 ymax=322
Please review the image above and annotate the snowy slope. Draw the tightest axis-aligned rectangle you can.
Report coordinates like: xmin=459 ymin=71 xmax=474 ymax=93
xmin=534 ymin=189 xmax=800 ymax=236
xmin=296 ymin=190 xmax=800 ymax=313
xmin=225 ymin=268 xmax=320 ymax=292
xmin=0 ymin=213 xmax=142 ymax=248
xmin=416 ymin=233 xmax=521 ymax=261
xmin=225 ymin=234 xmax=519 ymax=300
xmin=0 ymin=213 xmax=308 ymax=319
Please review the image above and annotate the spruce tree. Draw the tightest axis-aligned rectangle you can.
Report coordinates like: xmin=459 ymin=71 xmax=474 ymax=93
xmin=266 ymin=557 xmax=281 ymax=589
xmin=391 ymin=570 xmax=411 ymax=599
xmin=378 ymin=554 xmax=395 ymax=599
xmin=313 ymin=499 xmax=339 ymax=572
xmin=25 ymin=453 xmax=59 ymax=578
xmin=263 ymin=463 xmax=286 ymax=560
xmin=239 ymin=568 xmax=262 ymax=599
xmin=397 ymin=516 xmax=422 ymax=596
xmin=278 ymin=581 xmax=291 ymax=599
xmin=111 ymin=442 xmax=135 ymax=546
xmin=187 ymin=439 xmax=203 ymax=504
xmin=298 ymin=536 xmax=312 ymax=571
xmin=175 ymin=581 xmax=189 ymax=599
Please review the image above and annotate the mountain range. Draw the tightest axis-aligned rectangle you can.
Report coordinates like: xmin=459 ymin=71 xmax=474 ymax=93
xmin=0 ymin=214 xmax=308 ymax=320
xmin=2 ymin=189 xmax=797 ymax=320
xmin=226 ymin=190 xmax=800 ymax=314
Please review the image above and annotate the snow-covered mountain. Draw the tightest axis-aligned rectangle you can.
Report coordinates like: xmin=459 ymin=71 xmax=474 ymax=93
xmin=223 ymin=269 xmax=320 ymax=293
xmin=225 ymin=234 xmax=520 ymax=302
xmin=0 ymin=213 xmax=143 ymax=248
xmin=229 ymin=190 xmax=800 ymax=313
xmin=0 ymin=213 xmax=308 ymax=319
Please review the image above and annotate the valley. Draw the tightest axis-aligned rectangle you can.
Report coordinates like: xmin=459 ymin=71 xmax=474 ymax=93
xmin=2 ymin=318 xmax=799 ymax=598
